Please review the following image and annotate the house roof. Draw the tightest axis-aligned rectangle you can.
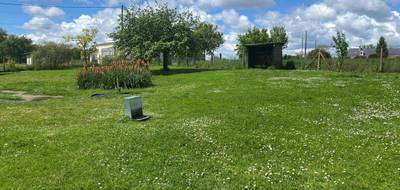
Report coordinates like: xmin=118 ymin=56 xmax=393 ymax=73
xmin=244 ymin=42 xmax=285 ymax=47
xmin=96 ymin=42 xmax=114 ymax=47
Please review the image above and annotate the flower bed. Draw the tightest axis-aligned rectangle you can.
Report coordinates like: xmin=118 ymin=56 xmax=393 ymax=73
xmin=77 ymin=60 xmax=152 ymax=89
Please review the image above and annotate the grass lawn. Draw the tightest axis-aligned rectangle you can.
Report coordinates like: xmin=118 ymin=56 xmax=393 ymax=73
xmin=0 ymin=68 xmax=399 ymax=189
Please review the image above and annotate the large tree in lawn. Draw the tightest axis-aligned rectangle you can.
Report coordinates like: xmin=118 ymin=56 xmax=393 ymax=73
xmin=193 ymin=22 xmax=224 ymax=61
xmin=110 ymin=4 xmax=197 ymax=71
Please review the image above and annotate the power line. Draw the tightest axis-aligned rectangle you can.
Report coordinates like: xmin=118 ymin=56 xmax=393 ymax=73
xmin=0 ymin=2 xmax=120 ymax=9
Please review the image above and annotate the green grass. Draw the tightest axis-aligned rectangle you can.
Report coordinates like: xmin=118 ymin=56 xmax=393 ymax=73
xmin=0 ymin=93 xmax=23 ymax=101
xmin=0 ymin=67 xmax=399 ymax=189
xmin=286 ymin=57 xmax=400 ymax=73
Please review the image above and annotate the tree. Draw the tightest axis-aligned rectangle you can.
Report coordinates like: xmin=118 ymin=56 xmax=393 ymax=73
xmin=0 ymin=35 xmax=33 ymax=63
xmin=0 ymin=28 xmax=6 ymax=42
xmin=332 ymin=32 xmax=348 ymax=71
xmin=110 ymin=4 xmax=199 ymax=71
xmin=270 ymin=26 xmax=288 ymax=48
xmin=193 ymin=22 xmax=224 ymax=61
xmin=31 ymin=42 xmax=76 ymax=69
xmin=376 ymin=36 xmax=389 ymax=58
xmin=236 ymin=27 xmax=270 ymax=58
xmin=0 ymin=27 xmax=7 ymax=64
xmin=65 ymin=28 xmax=97 ymax=68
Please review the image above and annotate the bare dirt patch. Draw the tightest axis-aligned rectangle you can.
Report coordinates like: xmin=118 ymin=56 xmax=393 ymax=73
xmin=0 ymin=90 xmax=63 ymax=102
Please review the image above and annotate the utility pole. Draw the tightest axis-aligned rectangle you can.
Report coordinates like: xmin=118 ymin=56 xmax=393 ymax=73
xmin=301 ymin=33 xmax=304 ymax=57
xmin=121 ymin=5 xmax=124 ymax=30
xmin=304 ymin=31 xmax=308 ymax=56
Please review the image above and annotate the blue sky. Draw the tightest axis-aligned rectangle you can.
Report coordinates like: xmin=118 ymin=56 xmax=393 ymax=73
xmin=1 ymin=0 xmax=400 ymax=57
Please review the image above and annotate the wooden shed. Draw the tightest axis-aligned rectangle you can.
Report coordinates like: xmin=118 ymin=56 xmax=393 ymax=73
xmin=243 ymin=43 xmax=284 ymax=69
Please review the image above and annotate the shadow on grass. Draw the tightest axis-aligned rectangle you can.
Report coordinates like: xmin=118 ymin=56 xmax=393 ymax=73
xmin=0 ymin=72 xmax=14 ymax=76
xmin=151 ymin=68 xmax=217 ymax=76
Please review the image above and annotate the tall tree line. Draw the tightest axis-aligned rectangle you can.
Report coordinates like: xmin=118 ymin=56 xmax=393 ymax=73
xmin=0 ymin=28 xmax=33 ymax=64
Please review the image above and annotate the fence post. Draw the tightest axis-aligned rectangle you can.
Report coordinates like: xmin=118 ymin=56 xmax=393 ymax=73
xmin=379 ymin=47 xmax=383 ymax=72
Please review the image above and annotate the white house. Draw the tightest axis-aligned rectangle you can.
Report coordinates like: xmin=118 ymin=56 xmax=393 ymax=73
xmin=26 ymin=54 xmax=33 ymax=65
xmin=91 ymin=42 xmax=115 ymax=64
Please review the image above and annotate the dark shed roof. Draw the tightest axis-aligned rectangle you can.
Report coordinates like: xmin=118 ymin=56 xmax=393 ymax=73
xmin=244 ymin=42 xmax=285 ymax=47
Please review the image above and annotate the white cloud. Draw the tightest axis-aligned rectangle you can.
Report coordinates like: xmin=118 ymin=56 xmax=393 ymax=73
xmin=216 ymin=9 xmax=253 ymax=33
xmin=303 ymin=4 xmax=337 ymax=21
xmin=199 ymin=0 xmax=275 ymax=8
xmin=23 ymin=17 xmax=57 ymax=31
xmin=255 ymin=2 xmax=400 ymax=55
xmin=324 ymin=0 xmax=391 ymax=20
xmin=26 ymin=8 xmax=120 ymax=43
xmin=23 ymin=6 xmax=65 ymax=18
xmin=216 ymin=32 xmax=239 ymax=58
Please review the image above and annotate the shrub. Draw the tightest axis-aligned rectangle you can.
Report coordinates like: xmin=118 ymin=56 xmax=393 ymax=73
xmin=5 ymin=59 xmax=16 ymax=72
xmin=31 ymin=43 xmax=80 ymax=70
xmin=353 ymin=55 xmax=367 ymax=59
xmin=283 ymin=60 xmax=296 ymax=70
xmin=77 ymin=60 xmax=152 ymax=89
xmin=368 ymin=54 xmax=379 ymax=59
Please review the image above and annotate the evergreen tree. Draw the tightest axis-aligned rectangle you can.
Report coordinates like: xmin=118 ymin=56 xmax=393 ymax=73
xmin=376 ymin=36 xmax=389 ymax=58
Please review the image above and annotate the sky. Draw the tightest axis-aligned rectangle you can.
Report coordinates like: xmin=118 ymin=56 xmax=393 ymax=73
xmin=1 ymin=0 xmax=400 ymax=58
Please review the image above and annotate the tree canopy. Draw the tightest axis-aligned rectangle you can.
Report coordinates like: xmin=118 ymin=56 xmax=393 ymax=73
xmin=0 ymin=34 xmax=33 ymax=63
xmin=110 ymin=4 xmax=223 ymax=70
xmin=65 ymin=28 xmax=97 ymax=67
xmin=270 ymin=26 xmax=288 ymax=47
xmin=193 ymin=22 xmax=224 ymax=59
xmin=332 ymin=31 xmax=349 ymax=71
xmin=236 ymin=26 xmax=288 ymax=58
xmin=376 ymin=36 xmax=388 ymax=58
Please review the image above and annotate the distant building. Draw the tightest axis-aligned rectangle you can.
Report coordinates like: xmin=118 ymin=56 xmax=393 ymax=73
xmin=91 ymin=42 xmax=116 ymax=64
xmin=26 ymin=55 xmax=33 ymax=65
xmin=349 ymin=48 xmax=400 ymax=58
xmin=243 ymin=43 xmax=284 ymax=68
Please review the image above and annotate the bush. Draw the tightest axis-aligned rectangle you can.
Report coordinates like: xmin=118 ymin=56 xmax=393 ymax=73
xmin=353 ymin=55 xmax=367 ymax=59
xmin=283 ymin=60 xmax=296 ymax=70
xmin=368 ymin=54 xmax=379 ymax=59
xmin=5 ymin=59 xmax=16 ymax=72
xmin=77 ymin=60 xmax=152 ymax=89
xmin=177 ymin=59 xmax=244 ymax=69
xmin=31 ymin=43 xmax=80 ymax=70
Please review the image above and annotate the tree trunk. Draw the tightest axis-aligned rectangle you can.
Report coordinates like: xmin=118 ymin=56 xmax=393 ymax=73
xmin=379 ymin=48 xmax=384 ymax=72
xmin=162 ymin=50 xmax=170 ymax=71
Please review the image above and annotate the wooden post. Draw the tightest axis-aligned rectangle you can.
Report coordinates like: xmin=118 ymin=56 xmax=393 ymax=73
xmin=379 ymin=47 xmax=383 ymax=72
xmin=301 ymin=33 xmax=304 ymax=57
